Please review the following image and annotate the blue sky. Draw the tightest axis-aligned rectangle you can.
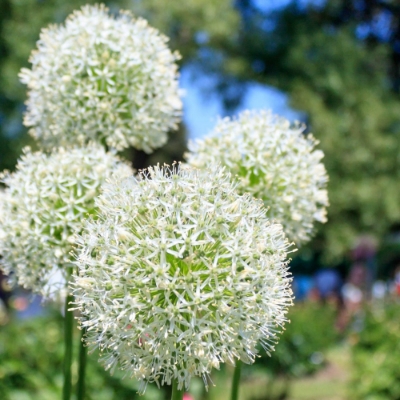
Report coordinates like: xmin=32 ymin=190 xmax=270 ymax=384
xmin=179 ymin=0 xmax=320 ymax=140
xmin=252 ymin=0 xmax=325 ymax=12
xmin=180 ymin=65 xmax=304 ymax=140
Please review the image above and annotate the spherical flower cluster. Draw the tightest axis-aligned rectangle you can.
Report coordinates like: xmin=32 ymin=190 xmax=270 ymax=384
xmin=0 ymin=145 xmax=132 ymax=297
xmin=186 ymin=110 xmax=329 ymax=245
xmin=19 ymin=4 xmax=182 ymax=153
xmin=71 ymin=164 xmax=293 ymax=392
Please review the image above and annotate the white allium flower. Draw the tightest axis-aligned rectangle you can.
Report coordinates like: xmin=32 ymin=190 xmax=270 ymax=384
xmin=0 ymin=145 xmax=132 ymax=297
xmin=19 ymin=4 xmax=182 ymax=153
xmin=186 ymin=110 xmax=329 ymax=245
xmin=72 ymin=164 xmax=293 ymax=392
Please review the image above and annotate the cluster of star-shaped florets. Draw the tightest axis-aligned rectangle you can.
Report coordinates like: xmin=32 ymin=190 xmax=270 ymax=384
xmin=19 ymin=4 xmax=182 ymax=153
xmin=186 ymin=110 xmax=329 ymax=245
xmin=0 ymin=144 xmax=132 ymax=297
xmin=71 ymin=164 xmax=293 ymax=392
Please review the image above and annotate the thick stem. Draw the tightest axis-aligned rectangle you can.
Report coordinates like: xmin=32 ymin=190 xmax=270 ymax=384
xmin=63 ymin=294 xmax=74 ymax=400
xmin=77 ymin=328 xmax=87 ymax=400
xmin=230 ymin=360 xmax=242 ymax=400
xmin=171 ymin=380 xmax=184 ymax=400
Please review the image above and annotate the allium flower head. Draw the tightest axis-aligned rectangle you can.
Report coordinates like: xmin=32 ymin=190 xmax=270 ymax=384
xmin=186 ymin=110 xmax=329 ymax=245
xmin=0 ymin=145 xmax=132 ymax=297
xmin=72 ymin=164 xmax=293 ymax=392
xmin=19 ymin=4 xmax=182 ymax=153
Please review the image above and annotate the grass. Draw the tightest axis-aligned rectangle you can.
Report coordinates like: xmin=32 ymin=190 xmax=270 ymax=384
xmin=289 ymin=345 xmax=350 ymax=400
xmin=194 ymin=344 xmax=351 ymax=400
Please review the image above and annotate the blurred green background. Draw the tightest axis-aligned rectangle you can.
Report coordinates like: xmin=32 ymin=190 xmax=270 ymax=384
xmin=1 ymin=0 xmax=400 ymax=399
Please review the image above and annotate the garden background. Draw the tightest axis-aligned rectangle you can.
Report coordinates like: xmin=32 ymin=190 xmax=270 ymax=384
xmin=1 ymin=0 xmax=400 ymax=399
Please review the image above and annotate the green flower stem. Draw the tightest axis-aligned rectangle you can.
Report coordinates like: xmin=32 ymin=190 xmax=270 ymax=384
xmin=63 ymin=293 xmax=74 ymax=400
xmin=230 ymin=360 xmax=242 ymax=400
xmin=171 ymin=380 xmax=184 ymax=400
xmin=77 ymin=327 xmax=87 ymax=400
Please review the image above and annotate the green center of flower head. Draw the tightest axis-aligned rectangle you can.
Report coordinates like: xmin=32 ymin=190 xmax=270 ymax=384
xmin=73 ymin=164 xmax=293 ymax=391
xmin=38 ymin=182 xmax=98 ymax=245
xmin=237 ymin=164 xmax=292 ymax=208
xmin=95 ymin=180 xmax=243 ymax=318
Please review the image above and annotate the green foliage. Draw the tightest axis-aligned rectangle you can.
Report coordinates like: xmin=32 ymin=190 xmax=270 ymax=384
xmin=218 ymin=3 xmax=400 ymax=261
xmin=0 ymin=311 xmax=164 ymax=400
xmin=125 ymin=0 xmax=239 ymax=59
xmin=285 ymin=28 xmax=400 ymax=261
xmin=243 ymin=302 xmax=339 ymax=399
xmin=256 ymin=302 xmax=338 ymax=377
xmin=350 ymin=303 xmax=400 ymax=400
xmin=0 ymin=304 xmax=339 ymax=400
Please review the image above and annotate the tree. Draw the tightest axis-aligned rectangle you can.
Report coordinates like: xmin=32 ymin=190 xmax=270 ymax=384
xmin=211 ymin=1 xmax=400 ymax=261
